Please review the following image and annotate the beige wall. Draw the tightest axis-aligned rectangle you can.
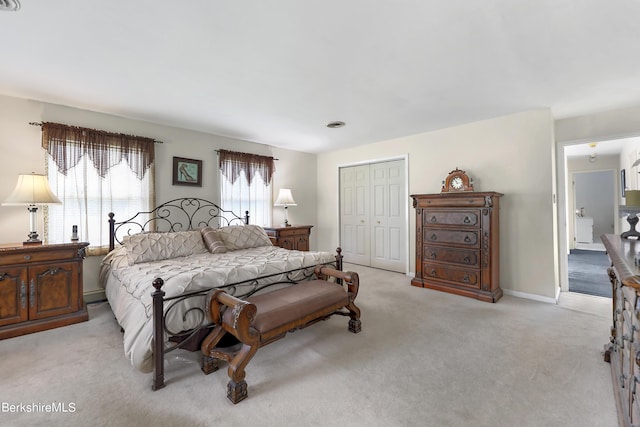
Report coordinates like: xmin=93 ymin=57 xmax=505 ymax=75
xmin=0 ymin=94 xmax=319 ymax=297
xmin=317 ymin=109 xmax=559 ymax=299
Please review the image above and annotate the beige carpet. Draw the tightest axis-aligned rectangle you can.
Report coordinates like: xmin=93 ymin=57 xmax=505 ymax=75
xmin=0 ymin=264 xmax=618 ymax=427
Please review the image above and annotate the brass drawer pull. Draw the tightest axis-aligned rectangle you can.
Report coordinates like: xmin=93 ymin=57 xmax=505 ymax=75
xmin=462 ymin=274 xmax=470 ymax=283
xmin=430 ymin=234 xmax=437 ymax=241
xmin=430 ymin=269 xmax=437 ymax=277
xmin=430 ymin=252 xmax=437 ymax=259
xmin=464 ymin=236 xmax=471 ymax=243
xmin=431 ymin=216 xmax=437 ymax=223
xmin=464 ymin=216 xmax=471 ymax=224
xmin=463 ymin=256 xmax=471 ymax=264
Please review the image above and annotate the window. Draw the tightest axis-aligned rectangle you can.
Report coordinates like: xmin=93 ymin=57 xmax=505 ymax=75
xmin=218 ymin=150 xmax=275 ymax=227
xmin=42 ymin=122 xmax=155 ymax=255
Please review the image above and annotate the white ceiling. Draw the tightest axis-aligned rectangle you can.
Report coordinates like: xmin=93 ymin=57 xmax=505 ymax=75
xmin=2 ymin=1 xmax=640 ymax=153
xmin=564 ymin=138 xmax=630 ymax=159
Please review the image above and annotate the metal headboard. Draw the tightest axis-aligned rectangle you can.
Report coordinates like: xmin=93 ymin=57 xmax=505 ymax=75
xmin=108 ymin=198 xmax=249 ymax=251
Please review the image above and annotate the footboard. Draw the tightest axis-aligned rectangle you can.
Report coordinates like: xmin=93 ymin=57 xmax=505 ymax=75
xmin=150 ymin=249 xmax=343 ymax=391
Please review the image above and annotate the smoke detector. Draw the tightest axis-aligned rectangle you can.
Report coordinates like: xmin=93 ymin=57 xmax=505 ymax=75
xmin=0 ymin=0 xmax=20 ymax=11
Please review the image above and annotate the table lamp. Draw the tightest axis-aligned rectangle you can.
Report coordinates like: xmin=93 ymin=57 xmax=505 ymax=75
xmin=274 ymin=188 xmax=297 ymax=227
xmin=2 ymin=173 xmax=62 ymax=244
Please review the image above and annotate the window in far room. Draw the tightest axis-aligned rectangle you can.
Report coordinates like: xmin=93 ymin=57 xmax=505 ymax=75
xmin=41 ymin=122 xmax=155 ymax=255
xmin=218 ymin=149 xmax=274 ymax=227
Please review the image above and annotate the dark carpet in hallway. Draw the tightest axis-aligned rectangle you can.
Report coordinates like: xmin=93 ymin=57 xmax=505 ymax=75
xmin=568 ymin=249 xmax=611 ymax=298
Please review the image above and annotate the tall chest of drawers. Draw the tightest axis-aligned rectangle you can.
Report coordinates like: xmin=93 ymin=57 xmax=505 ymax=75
xmin=411 ymin=192 xmax=503 ymax=303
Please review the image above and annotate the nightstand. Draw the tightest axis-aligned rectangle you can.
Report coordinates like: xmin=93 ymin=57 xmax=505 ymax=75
xmin=263 ymin=225 xmax=313 ymax=251
xmin=0 ymin=242 xmax=89 ymax=339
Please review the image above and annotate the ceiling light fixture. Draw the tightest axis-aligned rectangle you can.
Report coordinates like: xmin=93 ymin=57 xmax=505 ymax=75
xmin=0 ymin=0 xmax=21 ymax=11
xmin=326 ymin=121 xmax=345 ymax=129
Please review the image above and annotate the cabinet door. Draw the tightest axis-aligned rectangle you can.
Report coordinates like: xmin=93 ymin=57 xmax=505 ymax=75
xmin=278 ymin=237 xmax=295 ymax=250
xmin=29 ymin=262 xmax=79 ymax=320
xmin=0 ymin=267 xmax=28 ymax=327
xmin=295 ymin=236 xmax=309 ymax=251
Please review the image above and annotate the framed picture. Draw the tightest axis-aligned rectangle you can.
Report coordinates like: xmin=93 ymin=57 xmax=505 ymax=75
xmin=622 ymin=169 xmax=626 ymax=197
xmin=172 ymin=157 xmax=202 ymax=187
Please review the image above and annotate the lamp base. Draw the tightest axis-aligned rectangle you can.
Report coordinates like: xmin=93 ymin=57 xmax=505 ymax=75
xmin=23 ymin=231 xmax=42 ymax=245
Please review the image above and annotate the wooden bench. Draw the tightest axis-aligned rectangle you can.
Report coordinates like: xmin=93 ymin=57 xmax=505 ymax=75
xmin=200 ymin=266 xmax=362 ymax=403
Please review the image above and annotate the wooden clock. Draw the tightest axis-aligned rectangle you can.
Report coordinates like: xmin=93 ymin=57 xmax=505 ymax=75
xmin=441 ymin=168 xmax=474 ymax=192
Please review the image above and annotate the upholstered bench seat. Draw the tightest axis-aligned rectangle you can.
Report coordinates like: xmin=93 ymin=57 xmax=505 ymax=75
xmin=201 ymin=266 xmax=361 ymax=403
xmin=228 ymin=281 xmax=349 ymax=339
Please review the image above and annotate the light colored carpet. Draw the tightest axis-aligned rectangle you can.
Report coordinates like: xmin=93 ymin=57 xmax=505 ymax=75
xmin=0 ymin=264 xmax=618 ymax=427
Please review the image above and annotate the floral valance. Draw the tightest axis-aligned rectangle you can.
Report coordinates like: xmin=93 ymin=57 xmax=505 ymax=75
xmin=218 ymin=149 xmax=275 ymax=186
xmin=41 ymin=122 xmax=155 ymax=180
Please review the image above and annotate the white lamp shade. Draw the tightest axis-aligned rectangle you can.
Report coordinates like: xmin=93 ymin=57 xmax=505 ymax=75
xmin=274 ymin=188 xmax=297 ymax=206
xmin=3 ymin=173 xmax=62 ymax=206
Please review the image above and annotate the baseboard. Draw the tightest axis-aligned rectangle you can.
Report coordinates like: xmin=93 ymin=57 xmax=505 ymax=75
xmin=84 ymin=289 xmax=107 ymax=304
xmin=502 ymin=288 xmax=557 ymax=304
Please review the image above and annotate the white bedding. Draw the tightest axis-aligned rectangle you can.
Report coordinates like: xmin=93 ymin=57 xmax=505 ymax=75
xmin=100 ymin=244 xmax=336 ymax=373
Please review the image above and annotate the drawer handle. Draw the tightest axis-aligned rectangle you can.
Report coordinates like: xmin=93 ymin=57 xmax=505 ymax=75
xmin=430 ymin=269 xmax=437 ymax=277
xmin=24 ymin=255 xmax=31 ymax=260
xmin=430 ymin=234 xmax=437 ymax=241
xmin=463 ymin=274 xmax=470 ymax=283
xmin=463 ymin=256 xmax=471 ymax=264
xmin=464 ymin=216 xmax=471 ymax=224
xmin=464 ymin=236 xmax=471 ymax=243
xmin=430 ymin=251 xmax=437 ymax=259
xmin=431 ymin=216 xmax=437 ymax=223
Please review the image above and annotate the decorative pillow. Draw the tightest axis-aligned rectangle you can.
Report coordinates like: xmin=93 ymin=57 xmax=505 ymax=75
xmin=123 ymin=230 xmax=208 ymax=265
xmin=200 ymin=227 xmax=227 ymax=254
xmin=217 ymin=225 xmax=273 ymax=251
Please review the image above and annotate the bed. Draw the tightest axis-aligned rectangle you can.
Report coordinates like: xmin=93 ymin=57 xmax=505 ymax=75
xmin=99 ymin=198 xmax=342 ymax=390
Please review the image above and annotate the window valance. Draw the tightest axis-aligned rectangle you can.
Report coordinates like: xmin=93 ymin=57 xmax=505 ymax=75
xmin=218 ymin=149 xmax=275 ymax=186
xmin=41 ymin=122 xmax=155 ymax=180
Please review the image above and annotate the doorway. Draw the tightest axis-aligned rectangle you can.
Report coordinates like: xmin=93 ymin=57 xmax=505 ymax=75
xmin=571 ymin=170 xmax=615 ymax=249
xmin=558 ymin=138 xmax=627 ymax=297
xmin=339 ymin=158 xmax=408 ymax=273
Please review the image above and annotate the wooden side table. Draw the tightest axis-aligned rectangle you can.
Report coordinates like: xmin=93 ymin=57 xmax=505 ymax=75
xmin=0 ymin=242 xmax=89 ymax=339
xmin=263 ymin=225 xmax=313 ymax=251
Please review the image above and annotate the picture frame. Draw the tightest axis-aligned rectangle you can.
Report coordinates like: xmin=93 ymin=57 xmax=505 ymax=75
xmin=622 ymin=169 xmax=626 ymax=197
xmin=172 ymin=157 xmax=202 ymax=187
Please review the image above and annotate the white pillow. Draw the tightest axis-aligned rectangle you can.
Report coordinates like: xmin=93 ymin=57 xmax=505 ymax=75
xmin=123 ymin=230 xmax=208 ymax=264
xmin=217 ymin=225 xmax=273 ymax=251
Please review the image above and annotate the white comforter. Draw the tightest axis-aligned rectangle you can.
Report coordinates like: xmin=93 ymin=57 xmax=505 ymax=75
xmin=100 ymin=245 xmax=336 ymax=372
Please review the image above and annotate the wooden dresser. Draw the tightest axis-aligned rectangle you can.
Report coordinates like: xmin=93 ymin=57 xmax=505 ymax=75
xmin=411 ymin=192 xmax=502 ymax=302
xmin=602 ymin=233 xmax=640 ymax=426
xmin=0 ymin=242 xmax=89 ymax=339
xmin=263 ymin=225 xmax=312 ymax=251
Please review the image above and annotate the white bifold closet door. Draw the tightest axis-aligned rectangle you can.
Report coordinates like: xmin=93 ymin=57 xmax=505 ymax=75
xmin=339 ymin=159 xmax=406 ymax=272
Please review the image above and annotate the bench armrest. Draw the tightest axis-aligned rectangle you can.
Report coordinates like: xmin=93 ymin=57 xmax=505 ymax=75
xmin=206 ymin=290 xmax=259 ymax=344
xmin=314 ymin=266 xmax=360 ymax=301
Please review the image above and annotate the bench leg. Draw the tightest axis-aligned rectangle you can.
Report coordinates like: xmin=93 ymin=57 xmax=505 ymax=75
xmin=349 ymin=319 xmax=362 ymax=333
xmin=226 ymin=343 xmax=259 ymax=403
xmin=227 ymin=380 xmax=248 ymax=404
xmin=347 ymin=301 xmax=362 ymax=333
xmin=201 ymin=355 xmax=220 ymax=375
